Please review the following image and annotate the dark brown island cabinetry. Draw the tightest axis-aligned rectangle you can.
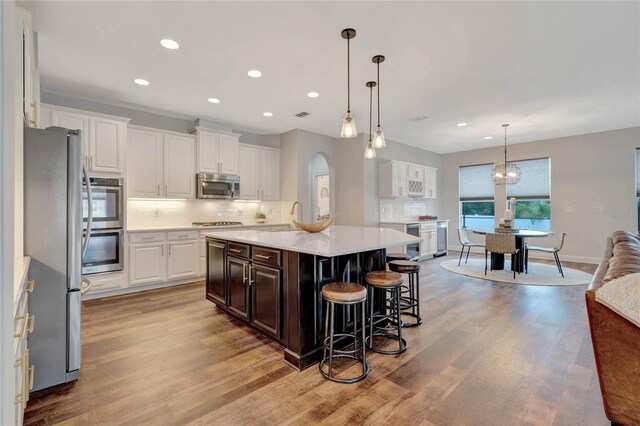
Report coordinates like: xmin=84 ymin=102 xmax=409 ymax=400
xmin=205 ymin=237 xmax=387 ymax=370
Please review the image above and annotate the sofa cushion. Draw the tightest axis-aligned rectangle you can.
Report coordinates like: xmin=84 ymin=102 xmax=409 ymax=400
xmin=611 ymin=230 xmax=640 ymax=245
xmin=596 ymin=272 xmax=640 ymax=329
xmin=603 ymin=233 xmax=640 ymax=283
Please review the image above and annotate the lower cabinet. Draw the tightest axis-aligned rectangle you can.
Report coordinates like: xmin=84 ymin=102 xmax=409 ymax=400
xmin=129 ymin=231 xmax=199 ymax=286
xmin=207 ymin=239 xmax=283 ymax=341
xmin=227 ymin=256 xmax=250 ymax=320
xmin=251 ymin=264 xmax=281 ymax=339
xmin=130 ymin=242 xmax=166 ymax=285
xmin=206 ymin=239 xmax=226 ymax=304
xmin=167 ymin=240 xmax=199 ymax=280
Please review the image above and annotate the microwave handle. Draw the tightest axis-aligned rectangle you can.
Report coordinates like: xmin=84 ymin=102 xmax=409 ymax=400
xmin=82 ymin=165 xmax=93 ymax=260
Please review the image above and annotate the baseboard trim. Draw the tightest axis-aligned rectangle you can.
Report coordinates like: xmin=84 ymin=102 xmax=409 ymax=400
xmin=82 ymin=276 xmax=204 ymax=300
xmin=448 ymin=244 xmax=600 ymax=265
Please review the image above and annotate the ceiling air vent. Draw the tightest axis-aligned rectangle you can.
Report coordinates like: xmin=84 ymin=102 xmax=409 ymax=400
xmin=295 ymin=112 xmax=310 ymax=118
xmin=409 ymin=115 xmax=429 ymax=122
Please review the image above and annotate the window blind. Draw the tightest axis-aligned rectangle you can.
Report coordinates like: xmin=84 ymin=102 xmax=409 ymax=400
xmin=506 ymin=158 xmax=550 ymax=199
xmin=636 ymin=149 xmax=640 ymax=196
xmin=459 ymin=164 xmax=494 ymax=201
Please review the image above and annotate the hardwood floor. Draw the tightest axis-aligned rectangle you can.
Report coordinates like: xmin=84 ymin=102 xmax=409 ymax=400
xmin=24 ymin=254 xmax=607 ymax=426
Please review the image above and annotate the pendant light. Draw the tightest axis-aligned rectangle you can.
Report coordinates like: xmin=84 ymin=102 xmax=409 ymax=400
xmin=372 ymin=55 xmax=386 ymax=148
xmin=365 ymin=81 xmax=377 ymax=159
xmin=492 ymin=124 xmax=521 ymax=185
xmin=340 ymin=28 xmax=357 ymax=138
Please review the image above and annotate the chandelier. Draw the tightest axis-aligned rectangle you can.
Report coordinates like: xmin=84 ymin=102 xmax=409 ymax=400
xmin=492 ymin=123 xmax=521 ymax=185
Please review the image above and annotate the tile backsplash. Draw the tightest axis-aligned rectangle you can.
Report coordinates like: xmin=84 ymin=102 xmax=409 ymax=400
xmin=379 ymin=198 xmax=437 ymax=222
xmin=127 ymin=199 xmax=285 ymax=229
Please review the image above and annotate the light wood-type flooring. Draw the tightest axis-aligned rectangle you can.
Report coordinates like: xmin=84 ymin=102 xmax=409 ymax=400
xmin=24 ymin=254 xmax=607 ymax=426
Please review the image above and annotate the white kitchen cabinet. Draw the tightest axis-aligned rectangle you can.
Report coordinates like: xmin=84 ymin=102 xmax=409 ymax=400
xmin=129 ymin=242 xmax=166 ymax=285
xmin=195 ymin=127 xmax=240 ymax=175
xmin=18 ymin=7 xmax=40 ymax=129
xmin=379 ymin=160 xmax=437 ymax=199
xmin=89 ymin=117 xmax=125 ymax=174
xmin=84 ymin=272 xmax=125 ymax=294
xmin=260 ymin=148 xmax=281 ymax=201
xmin=164 ymin=133 xmax=196 ymax=199
xmin=43 ymin=104 xmax=129 ymax=175
xmin=424 ymin=167 xmax=437 ymax=198
xmin=128 ymin=128 xmax=164 ymax=197
xmin=167 ymin=240 xmax=199 ymax=280
xmin=238 ymin=145 xmax=260 ymax=199
xmin=237 ymin=144 xmax=281 ymax=201
xmin=379 ymin=161 xmax=408 ymax=198
xmin=420 ymin=230 xmax=437 ymax=257
xmin=128 ymin=126 xmax=196 ymax=199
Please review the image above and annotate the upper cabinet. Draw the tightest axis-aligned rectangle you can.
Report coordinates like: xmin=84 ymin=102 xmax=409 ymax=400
xmin=41 ymin=104 xmax=129 ymax=176
xmin=237 ymin=144 xmax=281 ymax=201
xmin=378 ymin=160 xmax=437 ymax=199
xmin=17 ymin=7 xmax=40 ymax=129
xmin=128 ymin=126 xmax=196 ymax=199
xmin=194 ymin=127 xmax=240 ymax=175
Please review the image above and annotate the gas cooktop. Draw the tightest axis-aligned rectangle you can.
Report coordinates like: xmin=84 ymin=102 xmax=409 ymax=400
xmin=192 ymin=221 xmax=243 ymax=227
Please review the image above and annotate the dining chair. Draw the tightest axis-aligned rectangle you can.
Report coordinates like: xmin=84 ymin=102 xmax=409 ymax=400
xmin=457 ymin=228 xmax=486 ymax=266
xmin=526 ymin=232 xmax=566 ymax=277
xmin=485 ymin=233 xmax=519 ymax=279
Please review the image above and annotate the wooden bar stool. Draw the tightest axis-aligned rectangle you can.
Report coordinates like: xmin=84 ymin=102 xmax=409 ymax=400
xmin=319 ymin=282 xmax=369 ymax=383
xmin=386 ymin=252 xmax=410 ymax=263
xmin=388 ymin=260 xmax=422 ymax=327
xmin=364 ymin=271 xmax=407 ymax=355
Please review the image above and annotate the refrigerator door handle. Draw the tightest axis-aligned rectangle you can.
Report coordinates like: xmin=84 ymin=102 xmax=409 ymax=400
xmin=80 ymin=277 xmax=92 ymax=295
xmin=82 ymin=165 xmax=93 ymax=259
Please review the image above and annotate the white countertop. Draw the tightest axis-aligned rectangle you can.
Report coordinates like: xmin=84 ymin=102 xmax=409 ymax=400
xmin=379 ymin=219 xmax=450 ymax=225
xmin=128 ymin=223 xmax=291 ymax=233
xmin=203 ymin=225 xmax=422 ymax=257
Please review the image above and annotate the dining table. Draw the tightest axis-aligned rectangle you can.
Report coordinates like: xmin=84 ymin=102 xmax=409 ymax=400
xmin=471 ymin=229 xmax=549 ymax=273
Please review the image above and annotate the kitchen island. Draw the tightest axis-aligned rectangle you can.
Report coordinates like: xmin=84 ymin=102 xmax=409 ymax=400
xmin=203 ymin=225 xmax=421 ymax=370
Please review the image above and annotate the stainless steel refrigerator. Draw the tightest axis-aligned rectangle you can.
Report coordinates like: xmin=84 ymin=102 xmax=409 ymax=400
xmin=24 ymin=126 xmax=92 ymax=391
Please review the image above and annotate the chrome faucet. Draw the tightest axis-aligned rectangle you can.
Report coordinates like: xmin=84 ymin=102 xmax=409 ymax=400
xmin=290 ymin=201 xmax=303 ymax=221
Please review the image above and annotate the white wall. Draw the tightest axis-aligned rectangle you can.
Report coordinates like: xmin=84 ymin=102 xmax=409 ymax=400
xmin=440 ymin=127 xmax=640 ymax=263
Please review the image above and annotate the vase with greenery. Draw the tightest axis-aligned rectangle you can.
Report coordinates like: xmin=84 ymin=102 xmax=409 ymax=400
xmin=255 ymin=211 xmax=266 ymax=224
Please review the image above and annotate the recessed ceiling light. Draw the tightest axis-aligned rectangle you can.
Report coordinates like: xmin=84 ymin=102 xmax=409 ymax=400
xmin=307 ymin=91 xmax=319 ymax=98
xmin=160 ymin=39 xmax=179 ymax=49
xmin=457 ymin=122 xmax=467 ymax=127
xmin=263 ymin=112 xmax=273 ymax=117
xmin=134 ymin=78 xmax=150 ymax=86
xmin=247 ymin=70 xmax=262 ymax=78
xmin=207 ymin=98 xmax=220 ymax=104
xmin=484 ymin=136 xmax=493 ymax=140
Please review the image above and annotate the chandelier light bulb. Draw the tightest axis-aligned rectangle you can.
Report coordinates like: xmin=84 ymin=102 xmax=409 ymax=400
xmin=341 ymin=112 xmax=357 ymax=138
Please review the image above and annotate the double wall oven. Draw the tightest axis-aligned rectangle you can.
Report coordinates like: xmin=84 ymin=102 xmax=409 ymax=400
xmin=82 ymin=177 xmax=124 ymax=274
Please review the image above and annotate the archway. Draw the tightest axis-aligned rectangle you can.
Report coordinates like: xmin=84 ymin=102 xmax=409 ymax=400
xmin=308 ymin=152 xmax=332 ymax=223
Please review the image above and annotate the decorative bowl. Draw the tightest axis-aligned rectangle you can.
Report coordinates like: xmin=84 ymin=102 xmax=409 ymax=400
xmin=292 ymin=218 xmax=334 ymax=233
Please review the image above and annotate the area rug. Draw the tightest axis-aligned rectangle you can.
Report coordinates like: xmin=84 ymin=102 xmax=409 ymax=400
xmin=440 ymin=258 xmax=593 ymax=286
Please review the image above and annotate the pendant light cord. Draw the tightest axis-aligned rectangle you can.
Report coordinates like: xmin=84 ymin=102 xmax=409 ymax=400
xmin=347 ymin=36 xmax=351 ymax=113
xmin=504 ymin=125 xmax=507 ymax=165
xmin=369 ymin=84 xmax=373 ymax=140
xmin=376 ymin=61 xmax=381 ymax=127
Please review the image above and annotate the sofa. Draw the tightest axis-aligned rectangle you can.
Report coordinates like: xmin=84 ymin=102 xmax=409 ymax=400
xmin=586 ymin=231 xmax=640 ymax=426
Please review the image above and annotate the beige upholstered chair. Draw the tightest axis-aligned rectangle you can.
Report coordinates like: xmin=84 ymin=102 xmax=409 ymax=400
xmin=526 ymin=232 xmax=566 ymax=277
xmin=485 ymin=233 xmax=519 ymax=279
xmin=457 ymin=228 xmax=485 ymax=266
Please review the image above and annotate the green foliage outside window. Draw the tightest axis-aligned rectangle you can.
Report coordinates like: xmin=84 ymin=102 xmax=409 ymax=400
xmin=461 ymin=201 xmax=495 ymax=216
xmin=513 ymin=200 xmax=550 ymax=221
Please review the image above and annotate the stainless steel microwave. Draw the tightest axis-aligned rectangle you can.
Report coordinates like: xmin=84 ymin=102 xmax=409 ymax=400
xmin=196 ymin=173 xmax=240 ymax=199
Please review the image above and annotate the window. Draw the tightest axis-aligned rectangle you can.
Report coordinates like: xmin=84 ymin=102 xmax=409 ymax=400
xmin=459 ymin=164 xmax=495 ymax=230
xmin=507 ymin=158 xmax=551 ymax=231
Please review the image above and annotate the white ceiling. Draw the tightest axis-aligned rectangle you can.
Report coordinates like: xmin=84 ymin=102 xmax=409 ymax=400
xmin=24 ymin=1 xmax=640 ymax=153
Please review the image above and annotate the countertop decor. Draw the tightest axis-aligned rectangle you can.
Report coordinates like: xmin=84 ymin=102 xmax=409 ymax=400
xmin=293 ymin=218 xmax=334 ymax=233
